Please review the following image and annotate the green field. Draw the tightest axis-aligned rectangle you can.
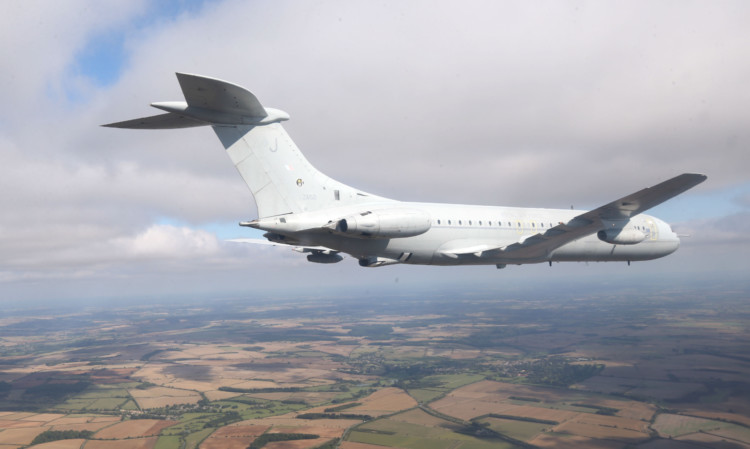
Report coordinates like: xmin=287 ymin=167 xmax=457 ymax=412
xmin=350 ymin=417 xmax=519 ymax=449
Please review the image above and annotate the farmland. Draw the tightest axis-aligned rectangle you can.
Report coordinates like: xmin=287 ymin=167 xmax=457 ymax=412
xmin=0 ymin=282 xmax=749 ymax=448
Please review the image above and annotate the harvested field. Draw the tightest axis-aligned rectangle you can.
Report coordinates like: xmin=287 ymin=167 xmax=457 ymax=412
xmin=28 ymin=438 xmax=86 ymax=449
xmin=264 ymin=438 xmax=333 ymax=449
xmin=553 ymin=413 xmax=650 ymax=441
xmin=390 ymin=408 xmax=450 ymax=428
xmin=637 ymin=439 xmax=714 ymax=449
xmin=84 ymin=436 xmax=158 ymax=449
xmin=0 ymin=426 xmax=49 ymax=445
xmin=128 ymin=387 xmax=201 ymax=409
xmin=0 ymin=419 xmax=44 ymax=429
xmin=652 ymin=413 xmax=723 ymax=437
xmin=18 ymin=413 xmax=63 ymax=422
xmin=94 ymin=419 xmax=176 ymax=439
xmin=347 ymin=388 xmax=417 ymax=416
xmin=204 ymin=389 xmax=240 ymax=401
xmin=47 ymin=415 xmax=119 ymax=427
xmin=340 ymin=442 xmax=408 ymax=449
xmin=199 ymin=424 xmax=269 ymax=449
xmin=531 ymin=433 xmax=625 ymax=449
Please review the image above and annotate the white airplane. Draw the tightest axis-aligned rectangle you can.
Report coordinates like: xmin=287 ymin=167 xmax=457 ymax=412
xmin=105 ymin=73 xmax=706 ymax=268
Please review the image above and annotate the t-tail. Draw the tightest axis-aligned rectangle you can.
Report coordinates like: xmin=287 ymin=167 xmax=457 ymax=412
xmin=103 ymin=73 xmax=387 ymax=218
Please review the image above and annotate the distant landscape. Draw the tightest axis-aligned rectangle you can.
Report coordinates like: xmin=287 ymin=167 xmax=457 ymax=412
xmin=1 ymin=281 xmax=749 ymax=449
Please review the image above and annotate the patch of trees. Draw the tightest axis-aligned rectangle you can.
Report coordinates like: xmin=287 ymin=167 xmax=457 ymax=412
xmin=509 ymin=396 xmax=541 ymax=402
xmin=30 ymin=430 xmax=93 ymax=445
xmin=219 ymin=386 xmax=303 ymax=393
xmin=247 ymin=432 xmax=318 ymax=449
xmin=572 ymin=403 xmax=619 ymax=415
xmin=474 ymin=413 xmax=559 ymax=425
xmin=324 ymin=402 xmax=361 ymax=412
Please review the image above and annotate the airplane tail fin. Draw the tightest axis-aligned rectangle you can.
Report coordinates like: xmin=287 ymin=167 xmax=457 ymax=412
xmin=104 ymin=73 xmax=386 ymax=218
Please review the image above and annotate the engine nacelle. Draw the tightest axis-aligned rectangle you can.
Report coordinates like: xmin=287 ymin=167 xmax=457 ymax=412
xmin=597 ymin=228 xmax=646 ymax=245
xmin=327 ymin=208 xmax=431 ymax=239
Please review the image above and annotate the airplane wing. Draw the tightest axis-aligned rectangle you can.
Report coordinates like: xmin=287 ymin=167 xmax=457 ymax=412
xmin=227 ymin=238 xmax=337 ymax=253
xmin=502 ymin=173 xmax=706 ymax=259
xmin=441 ymin=173 xmax=707 ymax=261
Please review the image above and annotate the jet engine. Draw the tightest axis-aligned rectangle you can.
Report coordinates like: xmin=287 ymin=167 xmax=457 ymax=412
xmin=326 ymin=209 xmax=431 ymax=239
xmin=597 ymin=228 xmax=646 ymax=245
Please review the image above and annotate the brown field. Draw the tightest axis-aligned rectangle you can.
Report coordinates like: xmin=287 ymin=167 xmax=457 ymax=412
xmin=18 ymin=413 xmax=63 ymax=422
xmin=199 ymin=424 xmax=269 ymax=449
xmin=0 ymin=426 xmax=49 ymax=445
xmin=676 ymin=431 xmax=750 ymax=448
xmin=265 ymin=438 xmax=333 ymax=449
xmin=84 ymin=436 xmax=158 ymax=449
xmin=28 ymin=438 xmax=86 ymax=449
xmin=530 ymin=433 xmax=626 ymax=449
xmin=47 ymin=415 xmax=120 ymax=427
xmin=0 ymin=419 xmax=43 ymax=429
xmin=340 ymin=442 xmax=408 ymax=449
xmin=128 ymin=387 xmax=201 ymax=409
xmin=94 ymin=419 xmax=177 ymax=439
xmin=553 ymin=413 xmax=650 ymax=441
xmin=203 ymin=389 xmax=240 ymax=401
xmin=268 ymin=424 xmax=349 ymax=439
xmin=390 ymin=408 xmax=450 ymax=427
xmin=234 ymin=417 xmax=358 ymax=440
xmin=50 ymin=421 xmax=116 ymax=432
xmin=346 ymin=387 xmax=417 ymax=416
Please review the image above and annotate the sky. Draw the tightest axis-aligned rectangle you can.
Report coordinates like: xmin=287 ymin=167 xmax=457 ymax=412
xmin=1 ymin=0 xmax=748 ymax=303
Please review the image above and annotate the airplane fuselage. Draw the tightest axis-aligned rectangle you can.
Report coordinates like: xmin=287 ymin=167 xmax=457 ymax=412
xmin=249 ymin=201 xmax=679 ymax=267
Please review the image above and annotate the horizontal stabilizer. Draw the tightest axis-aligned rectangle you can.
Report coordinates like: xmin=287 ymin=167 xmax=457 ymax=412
xmin=102 ymin=112 xmax=205 ymax=129
xmin=102 ymin=73 xmax=289 ymax=129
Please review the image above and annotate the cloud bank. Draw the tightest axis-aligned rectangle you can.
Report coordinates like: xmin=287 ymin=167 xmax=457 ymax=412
xmin=1 ymin=0 xmax=748 ymax=301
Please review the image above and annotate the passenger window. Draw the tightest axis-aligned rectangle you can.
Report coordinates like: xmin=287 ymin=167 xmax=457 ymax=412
xmin=459 ymin=220 xmax=462 ymax=225
xmin=469 ymin=220 xmax=472 ymax=225
xmin=437 ymin=219 xmax=441 ymax=225
xmin=479 ymin=220 xmax=482 ymax=226
xmin=448 ymin=220 xmax=452 ymax=225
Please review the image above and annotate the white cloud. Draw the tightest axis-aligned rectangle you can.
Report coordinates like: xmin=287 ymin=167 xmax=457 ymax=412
xmin=118 ymin=224 xmax=219 ymax=258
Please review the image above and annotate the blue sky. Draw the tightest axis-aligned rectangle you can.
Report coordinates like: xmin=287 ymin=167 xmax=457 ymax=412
xmin=1 ymin=0 xmax=748 ymax=302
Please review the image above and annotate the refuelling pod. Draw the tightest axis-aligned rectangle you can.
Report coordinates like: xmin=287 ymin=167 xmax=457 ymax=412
xmin=326 ymin=208 xmax=431 ymax=239
xmin=307 ymin=253 xmax=343 ymax=264
xmin=597 ymin=228 xmax=646 ymax=245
